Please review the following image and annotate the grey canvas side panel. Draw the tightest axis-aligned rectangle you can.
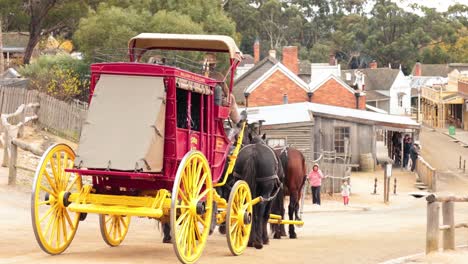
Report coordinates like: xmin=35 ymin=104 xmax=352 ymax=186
xmin=75 ymin=74 xmax=166 ymax=172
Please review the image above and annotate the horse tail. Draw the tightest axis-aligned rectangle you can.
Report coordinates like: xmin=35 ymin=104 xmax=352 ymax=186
xmin=300 ymin=151 xmax=307 ymax=190
xmin=242 ymin=147 xmax=257 ymax=197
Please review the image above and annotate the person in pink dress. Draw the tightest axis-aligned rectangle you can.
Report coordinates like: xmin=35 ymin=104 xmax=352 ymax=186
xmin=308 ymin=163 xmax=325 ymax=205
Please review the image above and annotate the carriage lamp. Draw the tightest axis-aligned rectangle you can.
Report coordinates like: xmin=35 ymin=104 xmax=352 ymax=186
xmin=307 ymin=91 xmax=313 ymax=102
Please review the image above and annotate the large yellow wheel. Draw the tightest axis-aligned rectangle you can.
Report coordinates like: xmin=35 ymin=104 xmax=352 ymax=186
xmin=171 ymin=151 xmax=213 ymax=264
xmin=31 ymin=144 xmax=82 ymax=255
xmin=226 ymin=180 xmax=253 ymax=256
xmin=99 ymin=214 xmax=131 ymax=247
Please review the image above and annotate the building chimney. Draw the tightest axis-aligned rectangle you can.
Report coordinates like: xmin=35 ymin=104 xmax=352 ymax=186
xmin=253 ymin=38 xmax=260 ymax=63
xmin=369 ymin=60 xmax=378 ymax=69
xmin=414 ymin=62 xmax=421 ymax=76
xmin=282 ymin=46 xmax=299 ymax=75
xmin=269 ymin=49 xmax=276 ymax=59
xmin=329 ymin=53 xmax=336 ymax=66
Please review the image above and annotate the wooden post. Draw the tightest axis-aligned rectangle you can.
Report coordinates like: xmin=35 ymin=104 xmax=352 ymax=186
xmin=460 ymin=156 xmax=462 ymax=169
xmin=426 ymin=201 xmax=440 ymax=254
xmin=2 ymin=128 xmax=8 ymax=167
xmin=8 ymin=141 xmax=17 ymax=185
xmin=442 ymin=201 xmax=455 ymax=250
xmin=0 ymin=16 xmax=4 ymax=75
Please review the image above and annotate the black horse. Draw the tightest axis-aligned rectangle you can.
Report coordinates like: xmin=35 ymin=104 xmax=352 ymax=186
xmin=229 ymin=134 xmax=284 ymax=248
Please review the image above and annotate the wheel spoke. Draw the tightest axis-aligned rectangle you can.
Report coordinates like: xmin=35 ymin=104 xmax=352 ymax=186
xmin=196 ymin=188 xmax=210 ymax=201
xmin=178 ymin=189 xmax=191 ymax=206
xmin=57 ymin=152 xmax=63 ymax=190
xmin=105 ymin=215 xmax=112 ymax=224
xmin=195 ymin=172 xmax=208 ymax=198
xmin=120 ymin=216 xmax=128 ymax=229
xmin=40 ymin=185 xmax=56 ymax=197
xmin=49 ymin=156 xmax=59 ymax=183
xmin=176 ymin=211 xmax=190 ymax=226
xmin=62 ymin=211 xmax=68 ymax=243
xmin=40 ymin=204 xmax=56 ymax=223
xmin=195 ymin=215 xmax=208 ymax=228
xmin=43 ymin=170 xmax=58 ymax=194
xmin=65 ymin=175 xmax=79 ymax=192
xmin=56 ymin=211 xmax=62 ymax=248
xmin=63 ymin=210 xmax=74 ymax=228
xmin=48 ymin=213 xmax=58 ymax=245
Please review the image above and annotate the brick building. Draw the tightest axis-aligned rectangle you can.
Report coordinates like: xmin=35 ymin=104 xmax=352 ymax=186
xmin=233 ymin=41 xmax=365 ymax=109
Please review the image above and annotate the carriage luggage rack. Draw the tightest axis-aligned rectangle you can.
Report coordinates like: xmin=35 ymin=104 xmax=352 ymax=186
xmin=92 ymin=48 xmax=230 ymax=75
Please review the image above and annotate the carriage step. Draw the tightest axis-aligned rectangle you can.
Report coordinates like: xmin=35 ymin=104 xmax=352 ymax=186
xmin=68 ymin=203 xmax=164 ymax=218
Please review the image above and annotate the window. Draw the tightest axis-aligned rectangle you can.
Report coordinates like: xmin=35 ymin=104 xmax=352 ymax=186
xmin=191 ymin=92 xmax=201 ymax=131
xmin=267 ymin=138 xmax=286 ymax=148
xmin=398 ymin=93 xmax=405 ymax=107
xmin=176 ymin=88 xmax=188 ymax=129
xmin=334 ymin=127 xmax=350 ymax=153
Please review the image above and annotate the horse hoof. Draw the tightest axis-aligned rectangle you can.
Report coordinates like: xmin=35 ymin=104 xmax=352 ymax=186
xmin=248 ymin=242 xmax=254 ymax=247
xmin=273 ymin=233 xmax=281 ymax=239
xmin=254 ymin=242 xmax=263 ymax=249
xmin=280 ymin=231 xmax=287 ymax=237
xmin=289 ymin=233 xmax=297 ymax=239
xmin=219 ymin=225 xmax=226 ymax=235
xmin=263 ymin=239 xmax=269 ymax=245
xmin=162 ymin=238 xmax=172 ymax=244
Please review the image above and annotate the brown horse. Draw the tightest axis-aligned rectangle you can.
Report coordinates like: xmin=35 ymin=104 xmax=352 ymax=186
xmin=271 ymin=147 xmax=307 ymax=239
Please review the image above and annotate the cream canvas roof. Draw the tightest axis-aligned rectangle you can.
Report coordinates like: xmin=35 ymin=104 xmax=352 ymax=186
xmin=128 ymin=33 xmax=242 ymax=59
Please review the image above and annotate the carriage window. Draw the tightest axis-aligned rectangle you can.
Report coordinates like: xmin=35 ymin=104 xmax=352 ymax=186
xmin=334 ymin=127 xmax=350 ymax=153
xmin=267 ymin=138 xmax=286 ymax=148
xmin=203 ymin=94 xmax=209 ymax=132
xmin=191 ymin=92 xmax=201 ymax=131
xmin=176 ymin=88 xmax=188 ymax=129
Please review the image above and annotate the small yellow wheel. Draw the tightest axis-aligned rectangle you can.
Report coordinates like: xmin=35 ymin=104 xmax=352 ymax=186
xmin=31 ymin=144 xmax=82 ymax=255
xmin=171 ymin=151 xmax=213 ymax=264
xmin=226 ymin=180 xmax=253 ymax=256
xmin=99 ymin=214 xmax=131 ymax=246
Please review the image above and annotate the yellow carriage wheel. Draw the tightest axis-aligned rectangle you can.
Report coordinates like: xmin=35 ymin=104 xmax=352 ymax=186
xmin=31 ymin=144 xmax=82 ymax=255
xmin=226 ymin=180 xmax=253 ymax=256
xmin=170 ymin=151 xmax=213 ymax=264
xmin=99 ymin=214 xmax=131 ymax=247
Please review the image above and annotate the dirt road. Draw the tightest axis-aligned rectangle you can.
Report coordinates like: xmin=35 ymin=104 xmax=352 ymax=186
xmin=1 ymin=127 xmax=468 ymax=264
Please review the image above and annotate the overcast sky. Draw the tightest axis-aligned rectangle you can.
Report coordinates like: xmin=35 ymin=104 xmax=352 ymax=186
xmin=391 ymin=0 xmax=468 ymax=12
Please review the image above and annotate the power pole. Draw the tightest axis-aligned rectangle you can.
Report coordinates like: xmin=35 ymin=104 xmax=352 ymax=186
xmin=0 ymin=16 xmax=4 ymax=75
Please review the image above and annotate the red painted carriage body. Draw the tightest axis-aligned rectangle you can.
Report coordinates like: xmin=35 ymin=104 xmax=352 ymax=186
xmin=67 ymin=34 xmax=242 ymax=194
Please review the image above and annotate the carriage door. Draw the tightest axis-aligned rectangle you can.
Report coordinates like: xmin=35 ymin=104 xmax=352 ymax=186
xmin=189 ymin=92 xmax=202 ymax=151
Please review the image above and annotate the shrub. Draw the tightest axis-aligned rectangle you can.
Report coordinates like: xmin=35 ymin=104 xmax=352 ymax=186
xmin=19 ymin=54 xmax=90 ymax=101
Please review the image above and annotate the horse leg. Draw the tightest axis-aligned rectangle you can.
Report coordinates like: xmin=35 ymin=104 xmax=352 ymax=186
xmin=162 ymin=222 xmax=171 ymax=243
xmin=253 ymin=201 xmax=264 ymax=249
xmin=280 ymin=201 xmax=287 ymax=237
xmin=288 ymin=192 xmax=297 ymax=239
xmin=262 ymin=201 xmax=272 ymax=245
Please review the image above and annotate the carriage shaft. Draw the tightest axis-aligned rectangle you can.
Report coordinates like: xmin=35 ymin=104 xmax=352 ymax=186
xmin=66 ymin=192 xmax=172 ymax=218
xmin=268 ymin=218 xmax=304 ymax=225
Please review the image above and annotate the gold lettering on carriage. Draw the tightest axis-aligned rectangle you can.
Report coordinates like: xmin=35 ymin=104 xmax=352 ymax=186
xmin=190 ymin=136 xmax=198 ymax=150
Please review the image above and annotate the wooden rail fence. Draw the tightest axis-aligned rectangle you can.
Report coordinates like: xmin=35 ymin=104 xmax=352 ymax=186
xmin=426 ymin=194 xmax=468 ymax=254
xmin=416 ymin=156 xmax=437 ymax=192
xmin=0 ymin=85 xmax=88 ymax=141
xmin=0 ymin=103 xmax=45 ymax=185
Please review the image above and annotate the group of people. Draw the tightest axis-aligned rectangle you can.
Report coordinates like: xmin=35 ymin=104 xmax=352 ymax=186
xmin=307 ymin=164 xmax=351 ymax=206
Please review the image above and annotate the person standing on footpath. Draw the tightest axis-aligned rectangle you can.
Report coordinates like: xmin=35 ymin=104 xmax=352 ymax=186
xmin=409 ymin=141 xmax=421 ymax=172
xmin=341 ymin=180 xmax=351 ymax=206
xmin=308 ymin=164 xmax=325 ymax=205
xmin=403 ymin=135 xmax=411 ymax=169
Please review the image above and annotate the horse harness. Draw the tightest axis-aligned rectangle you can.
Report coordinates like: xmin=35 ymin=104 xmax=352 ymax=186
xmin=233 ymin=144 xmax=283 ymax=203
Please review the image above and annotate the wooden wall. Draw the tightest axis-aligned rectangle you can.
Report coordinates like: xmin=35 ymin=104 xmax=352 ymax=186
xmin=313 ymin=115 xmax=375 ymax=164
xmin=262 ymin=122 xmax=314 ymax=165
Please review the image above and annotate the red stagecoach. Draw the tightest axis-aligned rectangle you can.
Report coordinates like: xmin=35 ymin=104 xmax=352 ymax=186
xmin=31 ymin=33 xmax=256 ymax=264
